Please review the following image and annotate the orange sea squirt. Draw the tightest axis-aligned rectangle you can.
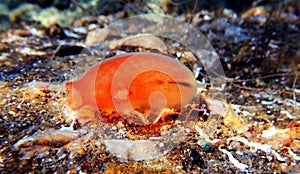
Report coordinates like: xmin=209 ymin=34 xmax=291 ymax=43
xmin=66 ymin=52 xmax=197 ymax=124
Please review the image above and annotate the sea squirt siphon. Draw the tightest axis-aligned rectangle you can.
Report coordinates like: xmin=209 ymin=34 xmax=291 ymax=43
xmin=66 ymin=52 xmax=197 ymax=124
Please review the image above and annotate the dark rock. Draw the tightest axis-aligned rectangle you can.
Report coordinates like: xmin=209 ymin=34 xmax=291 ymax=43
xmin=28 ymin=0 xmax=54 ymax=8
xmin=178 ymin=0 xmax=225 ymax=14
xmin=96 ymin=1 xmax=125 ymax=15
xmin=190 ymin=148 xmax=206 ymax=169
xmin=0 ymin=13 xmax=10 ymax=30
xmin=182 ymin=146 xmax=206 ymax=171
xmin=1 ymin=0 xmax=25 ymax=10
xmin=54 ymin=44 xmax=85 ymax=57
xmin=2 ymin=0 xmax=71 ymax=10
xmin=47 ymin=24 xmax=67 ymax=39
xmin=54 ymin=0 xmax=71 ymax=10
xmin=224 ymin=0 xmax=253 ymax=12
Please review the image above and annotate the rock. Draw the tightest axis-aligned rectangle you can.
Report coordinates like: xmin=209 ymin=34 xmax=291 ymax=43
xmin=54 ymin=0 xmax=71 ymax=10
xmin=13 ymin=128 xmax=84 ymax=150
xmin=111 ymin=34 xmax=167 ymax=53
xmin=0 ymin=14 xmax=10 ymax=31
xmin=54 ymin=44 xmax=85 ymax=57
xmin=104 ymin=139 xmax=162 ymax=162
xmin=197 ymin=140 xmax=214 ymax=152
xmin=85 ymin=28 xmax=109 ymax=46
xmin=96 ymin=1 xmax=125 ymax=15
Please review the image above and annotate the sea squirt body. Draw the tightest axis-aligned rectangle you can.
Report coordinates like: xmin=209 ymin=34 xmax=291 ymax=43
xmin=66 ymin=52 xmax=197 ymax=123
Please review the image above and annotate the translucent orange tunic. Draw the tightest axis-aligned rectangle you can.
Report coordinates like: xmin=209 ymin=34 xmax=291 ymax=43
xmin=66 ymin=52 xmax=197 ymax=122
